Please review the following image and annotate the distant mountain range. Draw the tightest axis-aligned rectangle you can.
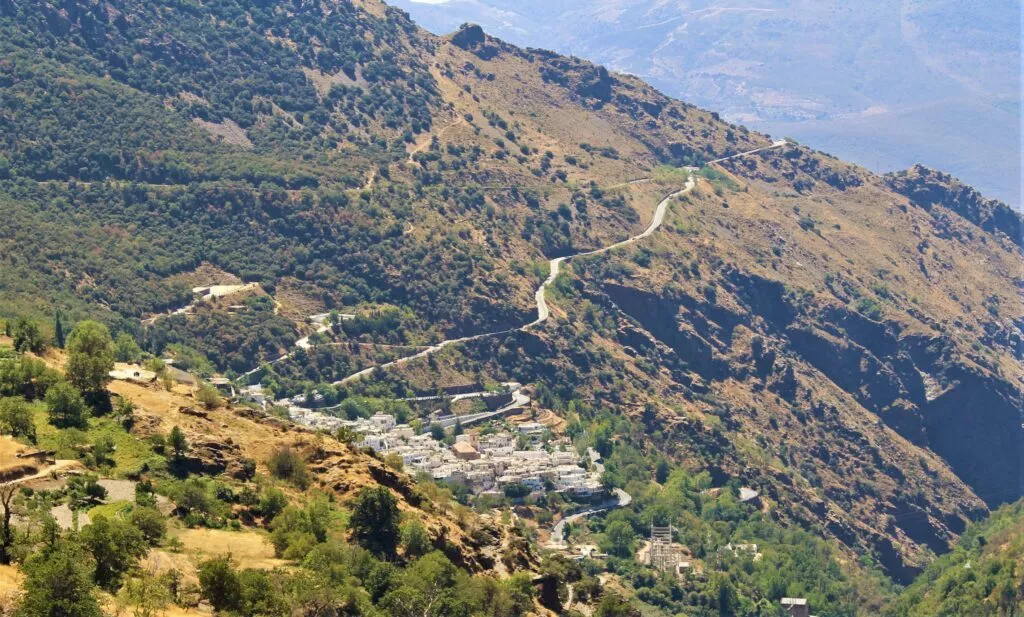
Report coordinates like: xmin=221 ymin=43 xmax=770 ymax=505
xmin=393 ymin=0 xmax=1022 ymax=207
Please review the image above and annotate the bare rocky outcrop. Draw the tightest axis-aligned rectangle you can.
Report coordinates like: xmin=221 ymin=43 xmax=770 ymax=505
xmin=886 ymin=164 xmax=1022 ymax=248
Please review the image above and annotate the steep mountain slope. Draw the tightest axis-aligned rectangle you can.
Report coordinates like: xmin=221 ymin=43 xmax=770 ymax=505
xmin=0 ymin=0 xmax=1021 ymax=596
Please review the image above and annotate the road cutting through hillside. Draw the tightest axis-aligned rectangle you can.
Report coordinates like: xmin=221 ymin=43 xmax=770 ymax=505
xmin=244 ymin=142 xmax=786 ymax=390
xmin=333 ymin=141 xmax=785 ymax=386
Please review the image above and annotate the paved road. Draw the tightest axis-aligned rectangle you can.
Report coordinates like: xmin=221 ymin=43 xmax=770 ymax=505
xmin=434 ymin=389 xmax=531 ymax=428
xmin=399 ymin=382 xmax=521 ymax=403
xmin=291 ymin=141 xmax=787 ymax=388
xmin=708 ymin=139 xmax=787 ymax=165
xmin=335 ymin=177 xmax=701 ymax=385
xmin=0 ymin=459 xmax=79 ymax=487
xmin=527 ymin=174 xmax=696 ymax=328
xmin=549 ymin=488 xmax=633 ymax=549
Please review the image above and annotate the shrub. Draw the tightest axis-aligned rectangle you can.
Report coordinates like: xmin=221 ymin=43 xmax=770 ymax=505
xmin=259 ymin=487 xmax=289 ymax=521
xmin=195 ymin=383 xmax=222 ymax=410
xmin=401 ymin=520 xmax=432 ymax=558
xmin=266 ymin=447 xmax=311 ymax=490
xmin=855 ymin=297 xmax=883 ymax=321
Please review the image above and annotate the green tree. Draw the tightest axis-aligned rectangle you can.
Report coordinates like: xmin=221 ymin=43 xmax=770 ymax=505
xmin=0 ymin=397 xmax=36 ymax=441
xmin=45 ymin=381 xmax=88 ymax=429
xmin=169 ymin=425 xmax=189 ymax=459
xmin=197 ymin=555 xmax=242 ymax=612
xmin=349 ymin=486 xmax=400 ymax=556
xmin=596 ymin=591 xmax=639 ymax=617
xmin=114 ymin=333 xmax=143 ymax=363
xmin=12 ymin=318 xmax=45 ymax=354
xmin=129 ymin=506 xmax=167 ymax=546
xmin=116 ymin=571 xmax=172 ymax=617
xmin=401 ymin=520 xmax=432 ymax=558
xmin=429 ymin=423 xmax=445 ymax=441
xmin=16 ymin=539 xmax=102 ymax=617
xmin=713 ymin=575 xmax=739 ymax=617
xmin=0 ymin=484 xmax=17 ymax=565
xmin=67 ymin=474 xmax=108 ymax=509
xmin=53 ymin=311 xmax=66 ymax=349
xmin=175 ymin=480 xmax=212 ymax=516
xmin=600 ymin=521 xmax=635 ymax=558
xmin=80 ymin=514 xmax=148 ymax=591
xmin=66 ymin=321 xmax=114 ymax=395
xmin=381 ymin=552 xmax=471 ymax=617
xmin=112 ymin=396 xmax=135 ymax=428
xmin=267 ymin=495 xmax=330 ymax=559
xmin=92 ymin=435 xmax=115 ymax=466
xmin=237 ymin=569 xmax=286 ymax=617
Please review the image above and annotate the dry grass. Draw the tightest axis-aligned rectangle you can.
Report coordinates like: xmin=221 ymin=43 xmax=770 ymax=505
xmin=0 ymin=564 xmax=23 ymax=595
xmin=172 ymin=528 xmax=287 ymax=570
xmin=0 ymin=436 xmax=26 ymax=468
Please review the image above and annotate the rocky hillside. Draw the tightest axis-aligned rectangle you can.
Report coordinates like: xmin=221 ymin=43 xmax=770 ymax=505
xmin=0 ymin=0 xmax=1021 ymax=606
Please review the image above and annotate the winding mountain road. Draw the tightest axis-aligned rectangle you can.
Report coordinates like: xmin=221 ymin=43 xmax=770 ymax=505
xmin=330 ymin=140 xmax=786 ymax=386
xmin=233 ymin=140 xmax=784 ymax=401
xmin=333 ymin=176 xmax=697 ymax=386
xmin=549 ymin=488 xmax=633 ymax=549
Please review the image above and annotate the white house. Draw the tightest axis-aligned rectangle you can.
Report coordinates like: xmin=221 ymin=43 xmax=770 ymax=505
xmin=370 ymin=413 xmax=397 ymax=431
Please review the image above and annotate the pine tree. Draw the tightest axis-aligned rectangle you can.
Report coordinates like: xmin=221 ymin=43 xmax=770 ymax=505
xmin=54 ymin=310 xmax=65 ymax=349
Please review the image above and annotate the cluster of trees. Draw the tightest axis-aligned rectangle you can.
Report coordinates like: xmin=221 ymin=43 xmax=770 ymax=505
xmin=1 ymin=319 xmax=116 ymax=430
xmin=144 ymin=297 xmax=297 ymax=375
xmin=0 ymin=0 xmax=440 ymax=165
xmin=890 ymin=500 xmax=1024 ymax=616
xmin=15 ymin=480 xmax=540 ymax=617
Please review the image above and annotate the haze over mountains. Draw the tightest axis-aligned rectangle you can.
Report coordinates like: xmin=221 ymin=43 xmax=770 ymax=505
xmin=394 ymin=0 xmax=1023 ymax=208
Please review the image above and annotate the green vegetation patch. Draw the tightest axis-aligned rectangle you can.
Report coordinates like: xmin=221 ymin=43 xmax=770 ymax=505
xmin=699 ymin=167 xmax=741 ymax=192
